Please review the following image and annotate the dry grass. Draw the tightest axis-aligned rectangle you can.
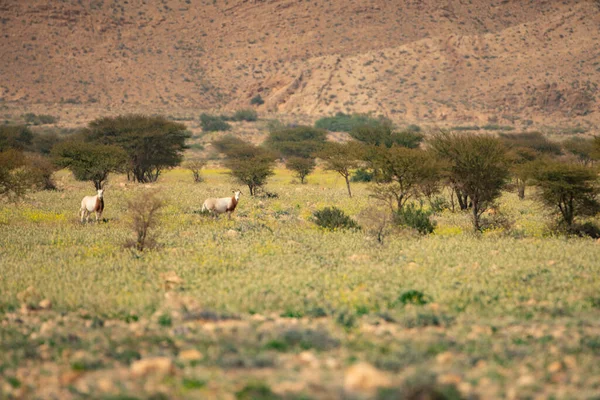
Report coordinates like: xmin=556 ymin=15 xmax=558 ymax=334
xmin=0 ymin=168 xmax=599 ymax=399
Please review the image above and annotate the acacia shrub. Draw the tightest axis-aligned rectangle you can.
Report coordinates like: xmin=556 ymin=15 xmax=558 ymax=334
xmin=184 ymin=159 xmax=207 ymax=183
xmin=350 ymin=122 xmax=423 ymax=149
xmin=0 ymin=125 xmax=34 ymax=151
xmin=124 ymin=192 xmax=165 ymax=251
xmin=562 ymin=137 xmax=595 ymax=165
xmin=52 ymin=140 xmax=128 ymax=189
xmin=499 ymin=132 xmax=562 ymax=156
xmin=366 ymin=146 xmax=442 ymax=211
xmin=25 ymin=153 xmax=56 ymax=190
xmin=85 ymin=114 xmax=190 ymax=183
xmin=0 ymin=149 xmax=29 ymax=200
xmin=429 ymin=132 xmax=510 ymax=231
xmin=532 ymin=160 xmax=600 ymax=228
xmin=316 ymin=141 xmax=364 ymax=198
xmin=285 ymin=156 xmax=315 ymax=184
xmin=265 ymin=125 xmax=327 ymax=184
xmin=264 ymin=125 xmax=327 ymax=159
xmin=212 ymin=136 xmax=276 ymax=195
xmin=0 ymin=150 xmax=56 ymax=199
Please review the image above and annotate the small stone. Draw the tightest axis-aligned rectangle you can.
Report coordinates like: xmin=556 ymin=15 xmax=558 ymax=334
xmin=517 ymin=375 xmax=535 ymax=387
xmin=38 ymin=299 xmax=52 ymax=310
xmin=348 ymin=254 xmax=369 ymax=262
xmin=344 ymin=362 xmax=390 ymax=393
xmin=458 ymin=382 xmax=473 ymax=394
xmin=40 ymin=321 xmax=55 ymax=335
xmin=325 ymin=357 xmax=340 ymax=369
xmin=130 ymin=357 xmax=174 ymax=377
xmin=436 ymin=351 xmax=454 ymax=364
xmin=60 ymin=370 xmax=83 ymax=385
xmin=563 ymin=355 xmax=577 ymax=369
xmin=298 ymin=351 xmax=319 ymax=368
xmin=225 ymin=229 xmax=239 ymax=238
xmin=97 ymin=378 xmax=114 ymax=392
xmin=160 ymin=271 xmax=183 ymax=290
xmin=550 ymin=372 xmax=568 ymax=384
xmin=547 ymin=361 xmax=562 ymax=373
xmin=178 ymin=349 xmax=203 ymax=362
xmin=438 ymin=373 xmax=462 ymax=385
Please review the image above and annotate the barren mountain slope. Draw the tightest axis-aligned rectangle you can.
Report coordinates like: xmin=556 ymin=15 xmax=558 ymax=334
xmin=1 ymin=0 xmax=599 ymax=126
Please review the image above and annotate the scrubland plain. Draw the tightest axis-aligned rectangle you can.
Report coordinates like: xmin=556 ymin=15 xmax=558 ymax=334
xmin=1 ymin=167 xmax=599 ymax=399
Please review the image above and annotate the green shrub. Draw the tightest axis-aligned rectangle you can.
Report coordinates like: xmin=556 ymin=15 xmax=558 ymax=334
xmin=562 ymin=137 xmax=594 ymax=164
xmin=87 ymin=114 xmax=190 ymax=183
xmin=350 ymin=122 xmax=424 ymax=148
xmin=405 ymin=124 xmax=421 ymax=133
xmin=265 ymin=125 xmax=327 ymax=159
xmin=22 ymin=113 xmax=58 ymax=125
xmin=250 ymin=94 xmax=264 ymax=105
xmin=351 ymin=168 xmax=373 ymax=182
xmin=212 ymin=136 xmax=276 ymax=196
xmin=482 ymin=124 xmax=514 ymax=131
xmin=52 ymin=140 xmax=128 ymax=189
xmin=452 ymin=125 xmax=480 ymax=131
xmin=499 ymin=132 xmax=562 ymax=155
xmin=265 ymin=328 xmax=339 ymax=352
xmin=429 ymin=132 xmax=510 ymax=231
xmin=285 ymin=156 xmax=315 ymax=184
xmin=233 ymin=109 xmax=258 ymax=122
xmin=428 ymin=196 xmax=449 ymax=213
xmin=0 ymin=125 xmax=34 ymax=151
xmin=236 ymin=383 xmax=280 ymax=400
xmin=397 ymin=290 xmax=430 ymax=306
xmin=158 ymin=314 xmax=172 ymax=327
xmin=200 ymin=113 xmax=231 ymax=132
xmin=532 ymin=160 xmax=600 ymax=227
xmin=394 ymin=204 xmax=436 ymax=234
xmin=315 ymin=112 xmax=385 ymax=132
xmin=402 ymin=311 xmax=454 ymax=328
xmin=312 ymin=207 xmax=360 ymax=231
xmin=182 ymin=378 xmax=206 ymax=390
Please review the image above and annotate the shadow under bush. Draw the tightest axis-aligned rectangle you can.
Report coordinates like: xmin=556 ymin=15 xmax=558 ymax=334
xmin=567 ymin=222 xmax=600 ymax=239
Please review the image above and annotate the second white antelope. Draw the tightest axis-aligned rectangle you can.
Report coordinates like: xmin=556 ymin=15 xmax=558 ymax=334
xmin=80 ymin=189 xmax=104 ymax=223
xmin=202 ymin=190 xmax=241 ymax=218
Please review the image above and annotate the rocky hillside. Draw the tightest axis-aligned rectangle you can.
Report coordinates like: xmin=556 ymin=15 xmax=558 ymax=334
xmin=1 ymin=0 xmax=599 ymax=128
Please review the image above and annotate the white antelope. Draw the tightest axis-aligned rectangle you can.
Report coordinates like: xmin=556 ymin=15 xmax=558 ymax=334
xmin=80 ymin=189 xmax=104 ymax=223
xmin=202 ymin=190 xmax=241 ymax=218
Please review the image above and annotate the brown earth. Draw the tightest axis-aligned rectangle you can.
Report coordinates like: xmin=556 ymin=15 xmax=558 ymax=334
xmin=1 ymin=0 xmax=599 ymax=129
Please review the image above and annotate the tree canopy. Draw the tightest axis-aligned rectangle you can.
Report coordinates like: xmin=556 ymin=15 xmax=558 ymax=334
xmin=84 ymin=114 xmax=190 ymax=183
xmin=316 ymin=141 xmax=364 ymax=197
xmin=0 ymin=125 xmax=34 ymax=152
xmin=429 ymin=132 xmax=510 ymax=231
xmin=52 ymin=140 xmax=128 ymax=189
xmin=264 ymin=125 xmax=327 ymax=159
xmin=532 ymin=160 xmax=599 ymax=227
xmin=350 ymin=122 xmax=423 ymax=149
xmin=367 ymin=146 xmax=442 ymax=211
xmin=212 ymin=136 xmax=276 ymax=195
